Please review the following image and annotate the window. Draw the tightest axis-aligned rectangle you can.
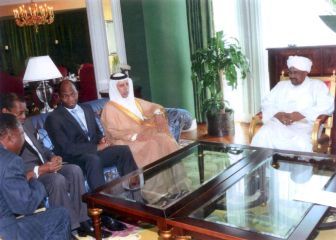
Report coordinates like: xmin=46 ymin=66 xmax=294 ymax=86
xmin=212 ymin=0 xmax=336 ymax=121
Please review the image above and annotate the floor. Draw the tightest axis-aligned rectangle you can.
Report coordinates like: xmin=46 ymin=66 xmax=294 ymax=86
xmin=77 ymin=123 xmax=336 ymax=239
xmin=180 ymin=122 xmax=250 ymax=145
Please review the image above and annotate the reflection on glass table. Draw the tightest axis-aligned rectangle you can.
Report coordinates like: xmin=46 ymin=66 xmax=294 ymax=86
xmin=100 ymin=143 xmax=254 ymax=209
xmin=189 ymin=153 xmax=335 ymax=239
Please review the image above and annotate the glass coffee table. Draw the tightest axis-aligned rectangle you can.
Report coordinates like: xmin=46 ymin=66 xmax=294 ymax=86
xmin=82 ymin=141 xmax=256 ymax=239
xmin=82 ymin=141 xmax=336 ymax=240
xmin=166 ymin=151 xmax=336 ymax=240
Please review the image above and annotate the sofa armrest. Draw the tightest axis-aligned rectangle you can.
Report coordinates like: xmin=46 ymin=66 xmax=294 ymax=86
xmin=165 ymin=108 xmax=193 ymax=142
xmin=312 ymin=114 xmax=333 ymax=153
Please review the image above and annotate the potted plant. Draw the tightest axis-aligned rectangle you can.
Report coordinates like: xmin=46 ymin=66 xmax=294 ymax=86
xmin=191 ymin=31 xmax=249 ymax=136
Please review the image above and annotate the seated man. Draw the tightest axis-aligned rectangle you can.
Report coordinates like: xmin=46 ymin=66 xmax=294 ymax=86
xmin=0 ymin=113 xmax=71 ymax=240
xmin=45 ymin=80 xmax=138 ymax=229
xmin=251 ymin=56 xmax=334 ymax=152
xmin=45 ymin=80 xmax=137 ymax=189
xmin=101 ymin=72 xmax=179 ymax=167
xmin=0 ymin=93 xmax=111 ymax=237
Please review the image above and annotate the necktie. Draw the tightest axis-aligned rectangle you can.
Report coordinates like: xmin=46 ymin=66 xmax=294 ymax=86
xmin=71 ymin=109 xmax=89 ymax=135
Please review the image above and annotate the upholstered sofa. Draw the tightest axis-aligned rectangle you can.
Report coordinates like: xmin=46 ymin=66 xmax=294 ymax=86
xmin=28 ymin=98 xmax=193 ymax=184
xmin=29 ymin=98 xmax=193 ymax=145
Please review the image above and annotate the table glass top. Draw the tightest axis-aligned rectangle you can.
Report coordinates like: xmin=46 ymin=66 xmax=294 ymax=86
xmin=189 ymin=153 xmax=336 ymax=239
xmin=100 ymin=143 xmax=254 ymax=209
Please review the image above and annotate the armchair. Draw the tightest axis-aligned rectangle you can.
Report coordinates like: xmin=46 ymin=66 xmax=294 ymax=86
xmin=78 ymin=63 xmax=98 ymax=102
xmin=0 ymin=71 xmax=24 ymax=96
xmin=249 ymin=71 xmax=336 ymax=154
xmin=57 ymin=66 xmax=68 ymax=78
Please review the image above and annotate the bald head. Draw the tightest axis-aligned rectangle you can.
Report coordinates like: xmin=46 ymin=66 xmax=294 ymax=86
xmin=59 ymin=80 xmax=77 ymax=94
xmin=59 ymin=80 xmax=78 ymax=109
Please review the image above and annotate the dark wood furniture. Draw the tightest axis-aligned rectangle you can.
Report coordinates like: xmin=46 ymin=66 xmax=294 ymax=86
xmin=167 ymin=150 xmax=336 ymax=240
xmin=83 ymin=141 xmax=336 ymax=240
xmin=267 ymin=45 xmax=336 ymax=89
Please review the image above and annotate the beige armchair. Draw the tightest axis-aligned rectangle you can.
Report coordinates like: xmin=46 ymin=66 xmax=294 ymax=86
xmin=249 ymin=71 xmax=336 ymax=154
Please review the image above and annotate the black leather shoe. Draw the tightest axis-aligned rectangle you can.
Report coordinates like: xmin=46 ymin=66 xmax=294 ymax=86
xmin=71 ymin=233 xmax=79 ymax=240
xmin=101 ymin=215 xmax=127 ymax=231
xmin=77 ymin=221 xmax=112 ymax=238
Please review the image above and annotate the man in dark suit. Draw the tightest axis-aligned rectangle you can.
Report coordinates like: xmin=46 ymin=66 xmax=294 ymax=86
xmin=0 ymin=93 xmax=111 ymax=238
xmin=0 ymin=113 xmax=71 ymax=240
xmin=45 ymin=80 xmax=137 ymax=229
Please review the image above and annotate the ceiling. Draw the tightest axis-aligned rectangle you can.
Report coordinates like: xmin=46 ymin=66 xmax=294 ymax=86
xmin=0 ymin=0 xmax=36 ymax=6
xmin=0 ymin=0 xmax=85 ymax=17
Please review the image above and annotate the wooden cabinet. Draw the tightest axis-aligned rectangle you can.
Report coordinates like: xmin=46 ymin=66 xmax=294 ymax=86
xmin=267 ymin=45 xmax=336 ymax=89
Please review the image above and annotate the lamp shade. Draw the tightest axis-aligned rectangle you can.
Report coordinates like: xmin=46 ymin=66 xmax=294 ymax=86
xmin=23 ymin=55 xmax=62 ymax=82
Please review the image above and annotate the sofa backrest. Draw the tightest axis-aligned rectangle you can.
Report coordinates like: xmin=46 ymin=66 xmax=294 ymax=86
xmin=28 ymin=98 xmax=109 ymax=150
xmin=27 ymin=97 xmax=192 ymax=150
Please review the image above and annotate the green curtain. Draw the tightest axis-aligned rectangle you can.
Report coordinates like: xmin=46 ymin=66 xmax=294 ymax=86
xmin=186 ymin=0 xmax=214 ymax=123
xmin=0 ymin=9 xmax=92 ymax=76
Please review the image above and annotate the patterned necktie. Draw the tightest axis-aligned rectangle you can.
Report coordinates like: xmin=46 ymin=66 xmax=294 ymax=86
xmin=71 ymin=109 xmax=88 ymax=135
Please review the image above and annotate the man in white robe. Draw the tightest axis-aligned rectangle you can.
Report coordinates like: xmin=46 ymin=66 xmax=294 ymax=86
xmin=251 ymin=56 xmax=334 ymax=152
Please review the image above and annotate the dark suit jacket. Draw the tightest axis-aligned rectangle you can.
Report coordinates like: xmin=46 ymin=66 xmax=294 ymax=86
xmin=0 ymin=145 xmax=46 ymax=239
xmin=21 ymin=118 xmax=54 ymax=172
xmin=45 ymin=104 xmax=103 ymax=159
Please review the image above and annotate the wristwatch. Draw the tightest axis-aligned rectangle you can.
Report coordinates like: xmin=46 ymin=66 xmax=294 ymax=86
xmin=33 ymin=166 xmax=39 ymax=178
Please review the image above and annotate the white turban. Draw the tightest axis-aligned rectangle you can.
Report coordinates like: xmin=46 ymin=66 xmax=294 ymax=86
xmin=109 ymin=72 xmax=143 ymax=120
xmin=287 ymin=56 xmax=312 ymax=73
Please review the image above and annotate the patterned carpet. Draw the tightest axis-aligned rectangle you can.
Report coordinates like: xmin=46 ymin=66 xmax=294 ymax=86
xmin=74 ymin=222 xmax=158 ymax=240
xmin=73 ymin=223 xmax=336 ymax=240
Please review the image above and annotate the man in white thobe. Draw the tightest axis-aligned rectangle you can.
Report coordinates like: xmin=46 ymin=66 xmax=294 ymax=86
xmin=251 ymin=55 xmax=334 ymax=152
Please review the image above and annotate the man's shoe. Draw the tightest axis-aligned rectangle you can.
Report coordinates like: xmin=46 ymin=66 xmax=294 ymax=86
xmin=101 ymin=215 xmax=127 ymax=231
xmin=71 ymin=233 xmax=79 ymax=240
xmin=77 ymin=221 xmax=112 ymax=238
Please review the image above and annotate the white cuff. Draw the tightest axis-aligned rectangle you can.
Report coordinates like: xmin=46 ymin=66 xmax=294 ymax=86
xmin=130 ymin=133 xmax=138 ymax=141
xmin=154 ymin=109 xmax=163 ymax=115
xmin=33 ymin=166 xmax=39 ymax=178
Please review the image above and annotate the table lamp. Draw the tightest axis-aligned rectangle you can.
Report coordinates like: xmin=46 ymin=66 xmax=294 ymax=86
xmin=23 ymin=55 xmax=62 ymax=113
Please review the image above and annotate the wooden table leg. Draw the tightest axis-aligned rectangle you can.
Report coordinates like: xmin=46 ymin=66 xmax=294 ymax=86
xmin=88 ymin=208 xmax=103 ymax=240
xmin=158 ymin=229 xmax=192 ymax=240
xmin=158 ymin=229 xmax=172 ymax=240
